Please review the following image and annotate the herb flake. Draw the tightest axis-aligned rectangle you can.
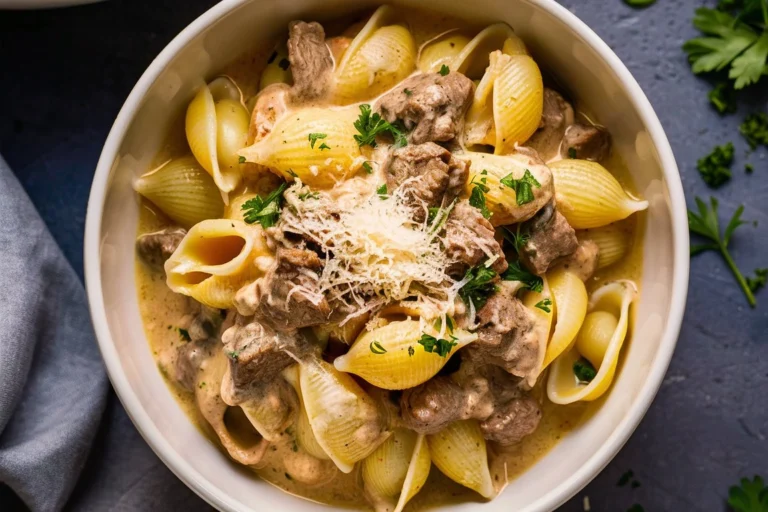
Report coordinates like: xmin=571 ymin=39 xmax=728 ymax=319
xmin=502 ymin=261 xmax=543 ymax=292
xmin=573 ymin=357 xmax=597 ymax=383
xmin=370 ymin=341 xmax=387 ymax=354
xmin=469 ymin=171 xmax=492 ymax=219
xmin=500 ymin=169 xmax=541 ymax=205
xmin=308 ymin=132 xmax=327 ymax=149
xmin=418 ymin=333 xmax=458 ymax=357
xmin=697 ymin=142 xmax=734 ymax=188
xmin=740 ymin=112 xmax=768 ymax=150
xmin=242 ymin=183 xmax=287 ymax=228
xmin=458 ymin=265 xmax=498 ymax=310
xmin=353 ymin=104 xmax=407 ymax=148
xmin=535 ymin=298 xmax=552 ymax=313
xmin=439 ymin=64 xmax=450 ymax=76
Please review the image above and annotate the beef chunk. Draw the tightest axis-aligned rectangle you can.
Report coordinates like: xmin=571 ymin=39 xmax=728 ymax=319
xmin=444 ymin=201 xmax=507 ymax=276
xmin=175 ymin=340 xmax=214 ymax=392
xmin=466 ymin=282 xmax=542 ymax=380
xmin=287 ymin=21 xmax=333 ymax=102
xmin=525 ymin=88 xmax=575 ymax=162
xmin=387 ymin=142 xmax=468 ymax=216
xmin=561 ymin=123 xmax=611 ymax=162
xmin=519 ymin=203 xmax=579 ymax=275
xmin=376 ymin=72 xmax=474 ymax=144
xmin=479 ymin=392 xmax=541 ymax=445
xmin=400 ymin=377 xmax=467 ymax=434
xmin=235 ymin=246 xmax=332 ymax=331
xmin=561 ymin=239 xmax=600 ymax=281
xmin=136 ymin=227 xmax=186 ymax=271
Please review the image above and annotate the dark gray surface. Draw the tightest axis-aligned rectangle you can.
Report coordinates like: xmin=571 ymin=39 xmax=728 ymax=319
xmin=0 ymin=1 xmax=766 ymax=511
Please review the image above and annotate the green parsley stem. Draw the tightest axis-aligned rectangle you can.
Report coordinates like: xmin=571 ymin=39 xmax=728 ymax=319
xmin=720 ymin=243 xmax=757 ymax=307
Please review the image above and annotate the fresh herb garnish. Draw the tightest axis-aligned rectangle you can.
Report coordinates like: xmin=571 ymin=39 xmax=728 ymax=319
xmin=226 ymin=350 xmax=241 ymax=359
xmin=709 ymin=82 xmax=738 ymax=114
xmin=408 ymin=346 xmax=415 ymax=357
xmin=573 ymin=357 xmax=597 ymax=383
xmin=298 ymin=190 xmax=320 ymax=201
xmin=362 ymin=161 xmax=374 ymax=174
xmin=198 ymin=381 xmax=206 ymax=389
xmin=458 ymin=265 xmax=499 ymax=310
xmin=439 ymin=64 xmax=450 ymax=76
xmin=500 ymin=169 xmax=541 ymax=205
xmin=404 ymin=88 xmax=413 ymax=96
xmin=238 ymin=155 xmax=246 ymax=164
xmin=469 ymin=171 xmax=492 ymax=219
xmin=433 ymin=316 xmax=455 ymax=334
xmin=286 ymin=168 xmax=299 ymax=178
xmin=535 ymin=298 xmax=552 ymax=313
xmin=178 ymin=328 xmax=191 ymax=342
xmin=623 ymin=0 xmax=656 ymax=8
xmin=242 ymin=183 xmax=287 ymax=228
xmin=353 ymin=104 xmax=408 ymax=148
xmin=308 ymin=132 xmax=327 ymax=149
xmin=376 ymin=183 xmax=388 ymax=198
xmin=418 ymin=333 xmax=458 ymax=357
xmin=747 ymin=268 xmax=768 ymax=293
xmin=318 ymin=142 xmax=331 ymax=151
xmin=502 ymin=261 xmax=544 ymax=292
xmin=697 ymin=142 xmax=734 ymax=188
xmin=369 ymin=341 xmax=387 ymax=354
xmin=427 ymin=207 xmax=440 ymax=224
xmin=567 ymin=147 xmax=577 ymax=159
xmin=740 ymin=112 xmax=768 ymax=149
xmin=689 ymin=196 xmax=759 ymax=307
xmin=728 ymin=475 xmax=768 ymax=512
xmin=501 ymin=225 xmax=530 ymax=254
xmin=427 ymin=199 xmax=457 ymax=235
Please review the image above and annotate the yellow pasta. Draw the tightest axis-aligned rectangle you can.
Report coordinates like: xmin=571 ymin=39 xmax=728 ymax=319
xmin=418 ymin=33 xmax=470 ymax=73
xmin=238 ymin=379 xmax=296 ymax=443
xmin=333 ymin=319 xmax=477 ymax=390
xmin=541 ymin=267 xmax=588 ymax=370
xmin=427 ymin=420 xmax=495 ymax=499
xmin=577 ymin=223 xmax=631 ymax=270
xmin=520 ymin=277 xmax=553 ymax=386
xmin=452 ymin=23 xmax=517 ymax=79
xmin=165 ymin=219 xmax=272 ymax=308
xmin=259 ymin=42 xmax=293 ymax=90
xmin=238 ymin=106 xmax=362 ymax=188
xmin=283 ymin=365 xmax=330 ymax=460
xmin=549 ymin=159 xmax=648 ymax=229
xmin=134 ymin=156 xmax=224 ymax=228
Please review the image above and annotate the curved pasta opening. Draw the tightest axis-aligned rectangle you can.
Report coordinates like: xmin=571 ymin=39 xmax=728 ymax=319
xmin=186 ymin=235 xmax=247 ymax=266
xmin=176 ymin=271 xmax=212 ymax=286
xmin=223 ymin=406 xmax=265 ymax=450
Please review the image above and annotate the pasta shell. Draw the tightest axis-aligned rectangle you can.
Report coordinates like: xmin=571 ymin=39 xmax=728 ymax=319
xmin=492 ymin=52 xmax=543 ymax=153
xmin=362 ymin=428 xmax=430 ymax=512
xmin=186 ymin=76 xmax=248 ymax=195
xmin=333 ymin=319 xmax=477 ymax=390
xmin=334 ymin=6 xmax=416 ymax=104
xmin=541 ymin=267 xmax=588 ymax=370
xmin=283 ymin=365 xmax=330 ymax=460
xmin=299 ymin=357 xmax=390 ymax=473
xmin=452 ymin=23 xmax=517 ymax=79
xmin=547 ymin=281 xmax=638 ymax=404
xmin=165 ymin=219 xmax=272 ymax=309
xmin=239 ymin=106 xmax=362 ymax=188
xmin=134 ymin=156 xmax=224 ymax=228
xmin=456 ymin=151 xmax=554 ymax=226
xmin=549 ymin=159 xmax=648 ymax=229
xmin=418 ymin=32 xmax=470 ymax=73
xmin=502 ymin=34 xmax=529 ymax=56
xmin=520 ymin=276 xmax=553 ymax=386
xmin=238 ymin=377 xmax=297 ymax=443
xmin=427 ymin=420 xmax=495 ymax=499
xmin=577 ymin=223 xmax=631 ymax=270
xmin=259 ymin=42 xmax=293 ymax=90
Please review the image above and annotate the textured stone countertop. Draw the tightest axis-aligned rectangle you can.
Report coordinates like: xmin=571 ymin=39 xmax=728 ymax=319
xmin=0 ymin=1 xmax=766 ymax=511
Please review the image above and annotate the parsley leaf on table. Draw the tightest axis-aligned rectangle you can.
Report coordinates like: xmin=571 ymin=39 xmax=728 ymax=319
xmin=709 ymin=82 xmax=738 ymax=114
xmin=697 ymin=142 xmax=734 ymax=188
xmin=740 ymin=112 xmax=768 ymax=149
xmin=623 ymin=0 xmax=656 ymax=8
xmin=727 ymin=476 xmax=768 ymax=512
xmin=241 ymin=183 xmax=287 ymax=228
xmin=747 ymin=268 xmax=768 ymax=292
xmin=353 ymin=104 xmax=407 ymax=148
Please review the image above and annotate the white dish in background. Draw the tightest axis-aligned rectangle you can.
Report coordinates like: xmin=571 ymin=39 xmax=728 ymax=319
xmin=84 ymin=0 xmax=689 ymax=510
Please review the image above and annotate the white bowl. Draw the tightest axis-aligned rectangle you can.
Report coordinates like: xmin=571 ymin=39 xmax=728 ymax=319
xmin=84 ymin=0 xmax=689 ymax=510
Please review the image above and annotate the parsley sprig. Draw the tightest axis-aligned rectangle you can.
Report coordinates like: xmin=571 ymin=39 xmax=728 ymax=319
xmin=241 ymin=183 xmax=287 ymax=228
xmin=728 ymin=475 xmax=768 ymax=512
xmin=418 ymin=333 xmax=458 ymax=357
xmin=353 ymin=104 xmax=407 ymax=148
xmin=459 ymin=265 xmax=498 ymax=310
xmin=469 ymin=171 xmax=492 ymax=219
xmin=500 ymin=169 xmax=541 ymax=206
xmin=502 ymin=261 xmax=544 ymax=293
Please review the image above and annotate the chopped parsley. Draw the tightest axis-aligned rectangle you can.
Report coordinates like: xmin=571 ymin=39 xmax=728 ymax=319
xmin=318 ymin=142 xmax=331 ymax=151
xmin=226 ymin=350 xmax=241 ymax=359
xmin=535 ymin=298 xmax=552 ymax=313
xmin=238 ymin=155 xmax=246 ymax=164
xmin=198 ymin=381 xmax=206 ymax=389
xmin=746 ymin=163 xmax=755 ymax=174
xmin=747 ymin=268 xmax=768 ymax=293
xmin=308 ymin=132 xmax=327 ymax=149
xmin=469 ymin=171 xmax=492 ymax=219
xmin=433 ymin=316 xmax=455 ymax=334
xmin=501 ymin=225 xmax=530 ymax=254
xmin=502 ymin=261 xmax=543 ymax=292
xmin=286 ymin=168 xmax=298 ymax=178
xmin=362 ymin=161 xmax=374 ymax=174
xmin=376 ymin=183 xmax=388 ymax=198
xmin=623 ymin=0 xmax=656 ymax=7
xmin=418 ymin=333 xmax=458 ymax=357
xmin=740 ymin=112 xmax=768 ymax=150
xmin=697 ymin=142 xmax=734 ymax=188
xmin=278 ymin=58 xmax=290 ymax=71
xmin=573 ymin=357 xmax=597 ymax=383
xmin=567 ymin=147 xmax=577 ymax=159
xmin=242 ymin=183 xmax=287 ymax=228
xmin=408 ymin=346 xmax=415 ymax=357
xmin=353 ymin=104 xmax=407 ymax=148
xmin=500 ymin=169 xmax=541 ymax=206
xmin=458 ymin=265 xmax=498 ymax=310
xmin=439 ymin=64 xmax=450 ymax=76
xmin=369 ymin=341 xmax=387 ymax=354
xmin=427 ymin=199 xmax=457 ymax=235
xmin=178 ymin=328 xmax=191 ymax=342
xmin=404 ymin=88 xmax=413 ymax=96
xmin=709 ymin=82 xmax=738 ymax=115
xmin=728 ymin=475 xmax=768 ymax=512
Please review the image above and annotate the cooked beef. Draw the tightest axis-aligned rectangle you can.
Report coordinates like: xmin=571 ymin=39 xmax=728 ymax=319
xmin=466 ymin=282 xmax=542 ymax=380
xmin=479 ymin=392 xmax=541 ymax=445
xmin=235 ymin=246 xmax=332 ymax=331
xmin=287 ymin=21 xmax=333 ymax=102
xmin=136 ymin=227 xmax=186 ymax=271
xmin=561 ymin=239 xmax=600 ymax=281
xmin=444 ymin=201 xmax=508 ymax=276
xmin=524 ymin=88 xmax=574 ymax=162
xmin=376 ymin=72 xmax=474 ymax=144
xmin=561 ymin=123 xmax=611 ymax=162
xmin=400 ymin=377 xmax=467 ymax=434
xmin=519 ymin=202 xmax=579 ymax=275
xmin=387 ymin=142 xmax=468 ymax=217
xmin=247 ymin=83 xmax=289 ymax=145
xmin=175 ymin=340 xmax=214 ymax=392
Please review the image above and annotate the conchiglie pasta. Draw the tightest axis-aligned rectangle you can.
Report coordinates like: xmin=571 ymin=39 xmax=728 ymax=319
xmin=427 ymin=420 xmax=495 ymax=499
xmin=134 ymin=156 xmax=224 ymax=228
xmin=333 ymin=319 xmax=477 ymax=390
xmin=452 ymin=23 xmax=518 ymax=79
xmin=541 ymin=267 xmax=588 ymax=370
xmin=418 ymin=33 xmax=470 ymax=73
xmin=362 ymin=428 xmax=430 ymax=512
xmin=282 ymin=365 xmax=330 ymax=460
xmin=456 ymin=151 xmax=554 ymax=226
xmin=186 ymin=76 xmax=249 ymax=195
xmin=577 ymin=223 xmax=631 ymax=270
xmin=238 ymin=378 xmax=297 ymax=443
xmin=165 ymin=219 xmax=272 ymax=309
xmin=549 ymin=159 xmax=648 ymax=229
xmin=547 ymin=281 xmax=637 ymax=404
xmin=239 ymin=107 xmax=362 ymax=188
xmin=299 ymin=357 xmax=390 ymax=473
xmin=259 ymin=42 xmax=293 ymax=90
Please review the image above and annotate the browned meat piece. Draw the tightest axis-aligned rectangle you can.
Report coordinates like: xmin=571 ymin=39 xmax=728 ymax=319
xmin=444 ymin=201 xmax=507 ymax=276
xmin=400 ymin=377 xmax=467 ymax=434
xmin=561 ymin=123 xmax=612 ymax=162
xmin=519 ymin=202 xmax=579 ymax=275
xmin=136 ymin=227 xmax=186 ymax=271
xmin=174 ymin=340 xmax=215 ymax=391
xmin=560 ymin=239 xmax=600 ymax=281
xmin=387 ymin=142 xmax=468 ymax=216
xmin=287 ymin=21 xmax=333 ymax=102
xmin=235 ymin=246 xmax=332 ymax=331
xmin=479 ymin=392 xmax=541 ymax=445
xmin=465 ymin=282 xmax=542 ymax=380
xmin=524 ymin=88 xmax=574 ymax=162
xmin=376 ymin=72 xmax=474 ymax=144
